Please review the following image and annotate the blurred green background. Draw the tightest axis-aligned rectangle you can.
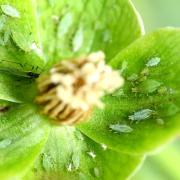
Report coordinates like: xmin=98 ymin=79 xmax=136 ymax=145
xmin=131 ymin=0 xmax=180 ymax=179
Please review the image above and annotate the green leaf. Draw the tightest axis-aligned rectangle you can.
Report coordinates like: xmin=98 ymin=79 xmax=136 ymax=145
xmin=78 ymin=28 xmax=180 ymax=154
xmin=0 ymin=72 xmax=37 ymax=103
xmin=0 ymin=104 xmax=50 ymax=180
xmin=24 ymin=127 xmax=143 ymax=180
xmin=37 ymin=0 xmax=144 ymax=66
xmin=133 ymin=139 xmax=180 ymax=180
xmin=0 ymin=0 xmax=45 ymax=74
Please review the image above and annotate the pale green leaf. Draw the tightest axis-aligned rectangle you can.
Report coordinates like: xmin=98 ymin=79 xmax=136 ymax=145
xmin=23 ymin=126 xmax=143 ymax=180
xmin=0 ymin=0 xmax=45 ymax=74
xmin=0 ymin=104 xmax=50 ymax=180
xmin=78 ymin=28 xmax=180 ymax=154
xmin=0 ymin=72 xmax=37 ymax=103
xmin=37 ymin=0 xmax=144 ymax=67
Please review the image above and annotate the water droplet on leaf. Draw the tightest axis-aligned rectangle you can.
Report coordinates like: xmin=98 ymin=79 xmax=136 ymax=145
xmin=1 ymin=5 xmax=20 ymax=18
xmin=109 ymin=124 xmax=133 ymax=133
xmin=146 ymin=57 xmax=161 ymax=67
xmin=129 ymin=109 xmax=154 ymax=121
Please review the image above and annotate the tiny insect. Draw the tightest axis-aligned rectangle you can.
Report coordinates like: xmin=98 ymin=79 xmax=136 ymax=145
xmin=26 ymin=72 xmax=40 ymax=79
xmin=109 ymin=124 xmax=133 ymax=133
xmin=146 ymin=57 xmax=161 ymax=67
xmin=129 ymin=109 xmax=154 ymax=121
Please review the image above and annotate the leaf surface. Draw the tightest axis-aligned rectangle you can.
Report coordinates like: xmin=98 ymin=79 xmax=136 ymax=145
xmin=24 ymin=126 xmax=143 ymax=180
xmin=0 ymin=0 xmax=45 ymax=74
xmin=0 ymin=72 xmax=37 ymax=103
xmin=0 ymin=104 xmax=49 ymax=179
xmin=37 ymin=0 xmax=144 ymax=67
xmin=78 ymin=28 xmax=180 ymax=154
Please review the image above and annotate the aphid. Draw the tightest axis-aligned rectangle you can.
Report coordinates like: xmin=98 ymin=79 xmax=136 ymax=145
xmin=0 ymin=15 xmax=7 ymax=30
xmin=127 ymin=73 xmax=138 ymax=81
xmin=140 ymin=67 xmax=149 ymax=76
xmin=111 ymin=89 xmax=125 ymax=97
xmin=146 ymin=57 xmax=161 ymax=67
xmin=1 ymin=4 xmax=20 ymax=18
xmin=72 ymin=26 xmax=84 ymax=52
xmin=120 ymin=61 xmax=128 ymax=73
xmin=109 ymin=124 xmax=133 ymax=133
xmin=158 ymin=86 xmax=168 ymax=95
xmin=156 ymin=118 xmax=165 ymax=125
xmin=0 ymin=139 xmax=12 ymax=149
xmin=131 ymin=87 xmax=139 ymax=93
xmin=93 ymin=167 xmax=100 ymax=177
xmin=71 ymin=153 xmax=80 ymax=170
xmin=141 ymin=79 xmax=161 ymax=93
xmin=129 ymin=109 xmax=154 ymax=121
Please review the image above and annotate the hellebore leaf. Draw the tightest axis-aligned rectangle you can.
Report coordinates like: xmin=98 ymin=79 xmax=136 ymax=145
xmin=23 ymin=126 xmax=143 ymax=180
xmin=78 ymin=28 xmax=180 ymax=155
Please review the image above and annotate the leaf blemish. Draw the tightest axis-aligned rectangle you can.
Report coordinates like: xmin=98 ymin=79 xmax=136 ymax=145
xmin=109 ymin=124 xmax=133 ymax=133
